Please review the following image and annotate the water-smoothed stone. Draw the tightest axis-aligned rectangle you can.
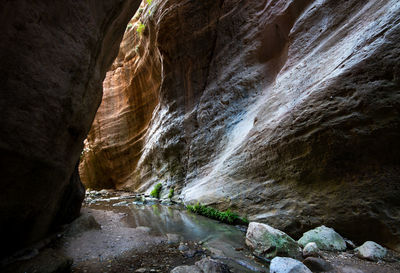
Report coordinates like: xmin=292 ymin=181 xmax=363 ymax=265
xmin=195 ymin=257 xmax=231 ymax=273
xmin=0 ymin=0 xmax=139 ymax=251
xmin=303 ymin=242 xmax=320 ymax=258
xmin=270 ymin=257 xmax=312 ymax=273
xmin=298 ymin=226 xmax=346 ymax=251
xmin=302 ymin=257 xmax=333 ymax=272
xmin=355 ymin=241 xmax=387 ymax=261
xmin=246 ymin=222 xmax=301 ymax=260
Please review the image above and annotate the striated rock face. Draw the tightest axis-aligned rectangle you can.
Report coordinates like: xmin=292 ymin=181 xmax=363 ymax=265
xmin=81 ymin=0 xmax=400 ymax=249
xmin=80 ymin=4 xmax=161 ymax=189
xmin=0 ymin=0 xmax=141 ymax=257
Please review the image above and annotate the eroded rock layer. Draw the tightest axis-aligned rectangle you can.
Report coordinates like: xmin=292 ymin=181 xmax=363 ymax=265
xmin=79 ymin=4 xmax=161 ymax=189
xmin=0 ymin=0 xmax=141 ymax=257
xmin=81 ymin=0 xmax=400 ymax=249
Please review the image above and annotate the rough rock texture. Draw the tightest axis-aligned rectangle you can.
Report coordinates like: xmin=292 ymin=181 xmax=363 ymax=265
xmin=80 ymin=3 xmax=161 ymax=189
xmin=355 ymin=241 xmax=387 ymax=261
xmin=0 ymin=0 xmax=141 ymax=257
xmin=298 ymin=226 xmax=346 ymax=251
xmin=80 ymin=0 xmax=400 ymax=249
xmin=246 ymin=222 xmax=301 ymax=260
xmin=302 ymin=242 xmax=320 ymax=258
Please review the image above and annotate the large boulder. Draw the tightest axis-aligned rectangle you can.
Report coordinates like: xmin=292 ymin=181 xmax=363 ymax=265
xmin=298 ymin=226 xmax=346 ymax=251
xmin=0 ymin=0 xmax=141 ymax=257
xmin=246 ymin=222 xmax=301 ymax=260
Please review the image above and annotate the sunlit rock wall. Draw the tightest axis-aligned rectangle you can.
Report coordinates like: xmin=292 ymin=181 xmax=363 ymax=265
xmin=0 ymin=0 xmax=141 ymax=257
xmin=81 ymin=0 xmax=400 ymax=249
xmin=80 ymin=4 xmax=161 ymax=189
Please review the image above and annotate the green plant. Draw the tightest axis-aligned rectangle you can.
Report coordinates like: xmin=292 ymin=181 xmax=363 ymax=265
xmin=150 ymin=183 xmax=162 ymax=199
xmin=137 ymin=22 xmax=145 ymax=35
xmin=133 ymin=8 xmax=143 ymax=20
xmin=187 ymin=203 xmax=249 ymax=225
xmin=168 ymin=188 xmax=174 ymax=199
xmin=146 ymin=0 xmax=153 ymax=5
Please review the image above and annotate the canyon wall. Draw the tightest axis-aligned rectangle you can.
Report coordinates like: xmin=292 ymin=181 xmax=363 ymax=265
xmin=81 ymin=0 xmax=400 ymax=250
xmin=0 ymin=0 xmax=140 ymax=257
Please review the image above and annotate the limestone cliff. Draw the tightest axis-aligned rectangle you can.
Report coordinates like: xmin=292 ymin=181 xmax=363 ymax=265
xmin=0 ymin=0 xmax=141 ymax=257
xmin=81 ymin=0 xmax=400 ymax=250
xmin=80 ymin=4 xmax=161 ymax=189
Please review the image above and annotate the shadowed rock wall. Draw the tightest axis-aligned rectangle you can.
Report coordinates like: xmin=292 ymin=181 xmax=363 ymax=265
xmin=0 ymin=0 xmax=141 ymax=257
xmin=81 ymin=0 xmax=400 ymax=250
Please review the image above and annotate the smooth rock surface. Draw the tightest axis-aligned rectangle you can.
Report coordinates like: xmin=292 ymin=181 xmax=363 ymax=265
xmin=298 ymin=226 xmax=346 ymax=251
xmin=0 ymin=0 xmax=141 ymax=257
xmin=270 ymin=257 xmax=312 ymax=273
xmin=302 ymin=257 xmax=334 ymax=272
xmin=246 ymin=222 xmax=301 ymax=260
xmin=303 ymin=242 xmax=320 ymax=258
xmin=80 ymin=0 xmax=400 ymax=249
xmin=355 ymin=241 xmax=387 ymax=261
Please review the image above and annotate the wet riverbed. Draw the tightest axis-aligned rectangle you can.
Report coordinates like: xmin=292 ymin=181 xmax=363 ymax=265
xmin=83 ymin=190 xmax=268 ymax=272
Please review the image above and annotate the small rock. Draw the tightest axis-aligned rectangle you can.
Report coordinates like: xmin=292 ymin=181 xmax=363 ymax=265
xmin=354 ymin=241 xmax=387 ymax=261
xmin=135 ymin=268 xmax=147 ymax=273
xmin=167 ymin=233 xmax=182 ymax=244
xmin=178 ymin=243 xmax=189 ymax=252
xmin=298 ymin=225 xmax=346 ymax=251
xmin=112 ymin=201 xmax=129 ymax=206
xmin=195 ymin=257 xmax=231 ymax=273
xmin=303 ymin=242 xmax=320 ymax=257
xmin=270 ymin=257 xmax=312 ymax=273
xmin=170 ymin=265 xmax=202 ymax=273
xmin=302 ymin=257 xmax=333 ymax=272
xmin=246 ymin=222 xmax=301 ymax=259
xmin=99 ymin=189 xmax=109 ymax=196
xmin=183 ymin=249 xmax=197 ymax=258
xmin=344 ymin=239 xmax=356 ymax=249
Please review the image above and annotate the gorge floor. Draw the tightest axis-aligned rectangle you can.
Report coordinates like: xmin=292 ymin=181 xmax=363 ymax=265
xmin=3 ymin=190 xmax=400 ymax=273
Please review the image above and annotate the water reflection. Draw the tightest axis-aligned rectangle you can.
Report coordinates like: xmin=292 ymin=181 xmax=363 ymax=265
xmin=127 ymin=204 xmax=267 ymax=273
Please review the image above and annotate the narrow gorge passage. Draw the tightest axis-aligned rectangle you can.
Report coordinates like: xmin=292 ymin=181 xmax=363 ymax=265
xmin=1 ymin=0 xmax=400 ymax=272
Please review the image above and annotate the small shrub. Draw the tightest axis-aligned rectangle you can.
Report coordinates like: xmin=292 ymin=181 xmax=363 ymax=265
xmin=168 ymin=188 xmax=174 ymax=199
xmin=136 ymin=22 xmax=145 ymax=35
xmin=150 ymin=183 xmax=162 ymax=199
xmin=187 ymin=203 xmax=248 ymax=225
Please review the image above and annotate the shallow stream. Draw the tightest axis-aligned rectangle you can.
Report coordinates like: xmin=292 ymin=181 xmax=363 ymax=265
xmin=86 ymin=191 xmax=267 ymax=272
